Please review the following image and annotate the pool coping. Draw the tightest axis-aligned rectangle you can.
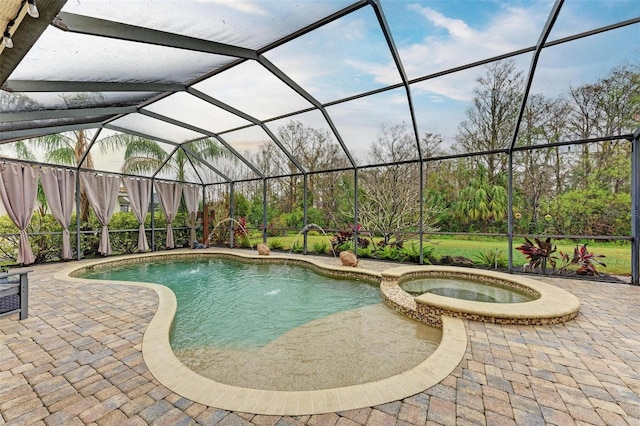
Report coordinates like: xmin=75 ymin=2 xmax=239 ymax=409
xmin=55 ymin=249 xmax=468 ymax=415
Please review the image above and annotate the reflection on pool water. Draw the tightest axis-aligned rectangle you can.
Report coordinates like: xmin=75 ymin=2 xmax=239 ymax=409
xmin=400 ymin=276 xmax=536 ymax=303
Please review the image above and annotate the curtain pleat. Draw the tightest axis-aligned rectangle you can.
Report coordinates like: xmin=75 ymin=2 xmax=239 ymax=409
xmin=123 ymin=177 xmax=151 ymax=252
xmin=155 ymin=181 xmax=183 ymax=249
xmin=0 ymin=163 xmax=39 ymax=265
xmin=40 ymin=168 xmax=76 ymax=260
xmin=80 ymin=173 xmax=120 ymax=256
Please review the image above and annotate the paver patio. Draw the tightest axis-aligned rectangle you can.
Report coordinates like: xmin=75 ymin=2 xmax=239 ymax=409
xmin=1 ymin=252 xmax=639 ymax=425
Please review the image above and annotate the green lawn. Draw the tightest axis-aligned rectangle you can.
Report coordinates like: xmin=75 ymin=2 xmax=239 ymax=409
xmin=247 ymin=234 xmax=630 ymax=275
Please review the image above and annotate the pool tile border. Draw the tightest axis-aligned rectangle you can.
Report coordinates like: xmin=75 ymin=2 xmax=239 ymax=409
xmin=55 ymin=249 xmax=468 ymax=415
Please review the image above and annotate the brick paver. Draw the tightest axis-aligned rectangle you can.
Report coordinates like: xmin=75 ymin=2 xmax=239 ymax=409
xmin=1 ymin=254 xmax=639 ymax=425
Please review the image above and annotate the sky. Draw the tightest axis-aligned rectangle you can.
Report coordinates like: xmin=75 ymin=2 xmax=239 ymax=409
xmin=4 ymin=0 xmax=639 ymax=173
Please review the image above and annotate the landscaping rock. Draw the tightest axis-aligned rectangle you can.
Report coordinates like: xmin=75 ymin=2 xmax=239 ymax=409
xmin=340 ymin=251 xmax=359 ymax=267
xmin=257 ymin=243 xmax=270 ymax=256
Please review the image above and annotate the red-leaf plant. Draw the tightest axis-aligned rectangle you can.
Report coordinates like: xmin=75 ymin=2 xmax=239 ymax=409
xmin=516 ymin=237 xmax=558 ymax=274
xmin=559 ymin=243 xmax=606 ymax=276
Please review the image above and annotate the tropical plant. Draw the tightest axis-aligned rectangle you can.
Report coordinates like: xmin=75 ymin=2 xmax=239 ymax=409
xmin=454 ymin=167 xmax=509 ymax=232
xmin=312 ymin=241 xmax=328 ymax=254
xmin=290 ymin=241 xmax=303 ymax=253
xmin=515 ymin=237 xmax=558 ymax=274
xmin=268 ymin=239 xmax=284 ymax=250
xmin=233 ymin=217 xmax=249 ymax=247
xmin=331 ymin=224 xmax=370 ymax=252
xmin=14 ymin=130 xmax=97 ymax=221
xmin=356 ymin=245 xmax=375 ymax=258
xmin=376 ymin=245 xmax=400 ymax=261
xmin=559 ymin=243 xmax=606 ymax=276
xmin=398 ymin=242 xmax=434 ymax=264
xmin=474 ymin=249 xmax=508 ymax=269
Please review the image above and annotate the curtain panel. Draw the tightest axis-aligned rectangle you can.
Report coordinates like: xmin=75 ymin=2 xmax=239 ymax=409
xmin=123 ymin=177 xmax=151 ymax=252
xmin=0 ymin=163 xmax=39 ymax=265
xmin=40 ymin=167 xmax=76 ymax=260
xmin=155 ymin=181 xmax=183 ymax=249
xmin=80 ymin=173 xmax=120 ymax=256
xmin=182 ymin=184 xmax=200 ymax=248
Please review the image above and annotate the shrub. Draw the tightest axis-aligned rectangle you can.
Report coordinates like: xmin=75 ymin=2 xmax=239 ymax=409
xmin=290 ymin=240 xmax=303 ymax=253
xmin=377 ymin=245 xmax=400 ymax=261
xmin=357 ymin=246 xmax=375 ymax=258
xmin=516 ymin=237 xmax=558 ymax=274
xmin=399 ymin=242 xmax=434 ymax=264
xmin=268 ymin=239 xmax=284 ymax=250
xmin=312 ymin=241 xmax=328 ymax=254
xmin=474 ymin=249 xmax=508 ymax=269
xmin=331 ymin=225 xmax=369 ymax=253
xmin=559 ymin=243 xmax=606 ymax=276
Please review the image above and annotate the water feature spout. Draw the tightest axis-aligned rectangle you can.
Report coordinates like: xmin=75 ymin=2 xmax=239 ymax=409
xmin=206 ymin=218 xmax=254 ymax=251
xmin=291 ymin=223 xmax=337 ymax=259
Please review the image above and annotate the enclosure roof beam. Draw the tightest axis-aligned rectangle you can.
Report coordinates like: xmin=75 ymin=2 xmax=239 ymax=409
xmin=2 ymin=80 xmax=186 ymax=93
xmin=52 ymin=12 xmax=258 ymax=60
xmin=0 ymin=122 xmax=100 ymax=143
xmin=180 ymin=145 xmax=231 ymax=183
xmin=256 ymin=0 xmax=369 ymax=54
xmin=104 ymin=124 xmax=180 ymax=147
xmin=368 ymin=0 xmax=422 ymax=161
xmin=0 ymin=1 xmax=68 ymax=85
xmin=508 ymin=0 xmax=564 ymax=153
xmin=0 ymin=106 xmax=137 ymax=122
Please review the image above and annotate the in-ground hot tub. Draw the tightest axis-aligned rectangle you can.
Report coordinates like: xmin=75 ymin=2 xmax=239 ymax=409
xmin=381 ymin=265 xmax=580 ymax=327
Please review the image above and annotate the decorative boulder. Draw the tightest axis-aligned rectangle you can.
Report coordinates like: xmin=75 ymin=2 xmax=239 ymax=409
xmin=257 ymin=243 xmax=270 ymax=256
xmin=340 ymin=250 xmax=359 ymax=267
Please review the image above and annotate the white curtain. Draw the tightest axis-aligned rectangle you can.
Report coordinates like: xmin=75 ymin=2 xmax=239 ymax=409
xmin=0 ymin=163 xmax=39 ymax=265
xmin=155 ymin=181 xmax=183 ymax=249
xmin=40 ymin=168 xmax=76 ymax=260
xmin=182 ymin=184 xmax=200 ymax=248
xmin=80 ymin=173 xmax=120 ymax=256
xmin=123 ymin=177 xmax=151 ymax=252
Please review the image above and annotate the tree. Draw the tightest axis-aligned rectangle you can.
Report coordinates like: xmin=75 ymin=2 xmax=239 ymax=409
xmin=250 ymin=120 xmax=351 ymax=227
xmin=22 ymin=130 xmax=96 ymax=222
xmin=455 ymin=60 xmax=523 ymax=181
xmin=565 ymin=64 xmax=640 ymax=191
xmin=358 ymin=124 xmax=439 ymax=245
xmin=115 ymin=136 xmax=231 ymax=182
xmin=454 ymin=166 xmax=508 ymax=232
xmin=514 ymin=94 xmax=561 ymax=229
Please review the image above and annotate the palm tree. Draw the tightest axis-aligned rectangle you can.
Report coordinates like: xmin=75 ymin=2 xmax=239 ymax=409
xmin=116 ymin=137 xmax=233 ymax=182
xmin=32 ymin=130 xmax=98 ymax=222
xmin=455 ymin=166 xmax=509 ymax=232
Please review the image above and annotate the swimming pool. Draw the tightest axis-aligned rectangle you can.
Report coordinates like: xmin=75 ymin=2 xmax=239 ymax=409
xmin=77 ymin=254 xmax=443 ymax=391
xmin=81 ymin=258 xmax=381 ymax=351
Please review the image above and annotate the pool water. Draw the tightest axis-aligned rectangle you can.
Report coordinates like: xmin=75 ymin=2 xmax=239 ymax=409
xmin=82 ymin=258 xmax=381 ymax=350
xmin=400 ymin=277 xmax=535 ymax=303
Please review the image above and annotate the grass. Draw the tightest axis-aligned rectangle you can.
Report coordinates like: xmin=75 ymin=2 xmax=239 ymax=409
xmin=246 ymin=234 xmax=630 ymax=275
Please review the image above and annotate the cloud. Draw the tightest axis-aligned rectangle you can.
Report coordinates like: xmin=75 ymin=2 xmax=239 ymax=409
xmin=359 ymin=3 xmax=549 ymax=101
xmin=194 ymin=0 xmax=270 ymax=16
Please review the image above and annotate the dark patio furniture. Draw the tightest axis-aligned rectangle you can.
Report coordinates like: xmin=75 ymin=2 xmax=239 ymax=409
xmin=0 ymin=269 xmax=31 ymax=320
